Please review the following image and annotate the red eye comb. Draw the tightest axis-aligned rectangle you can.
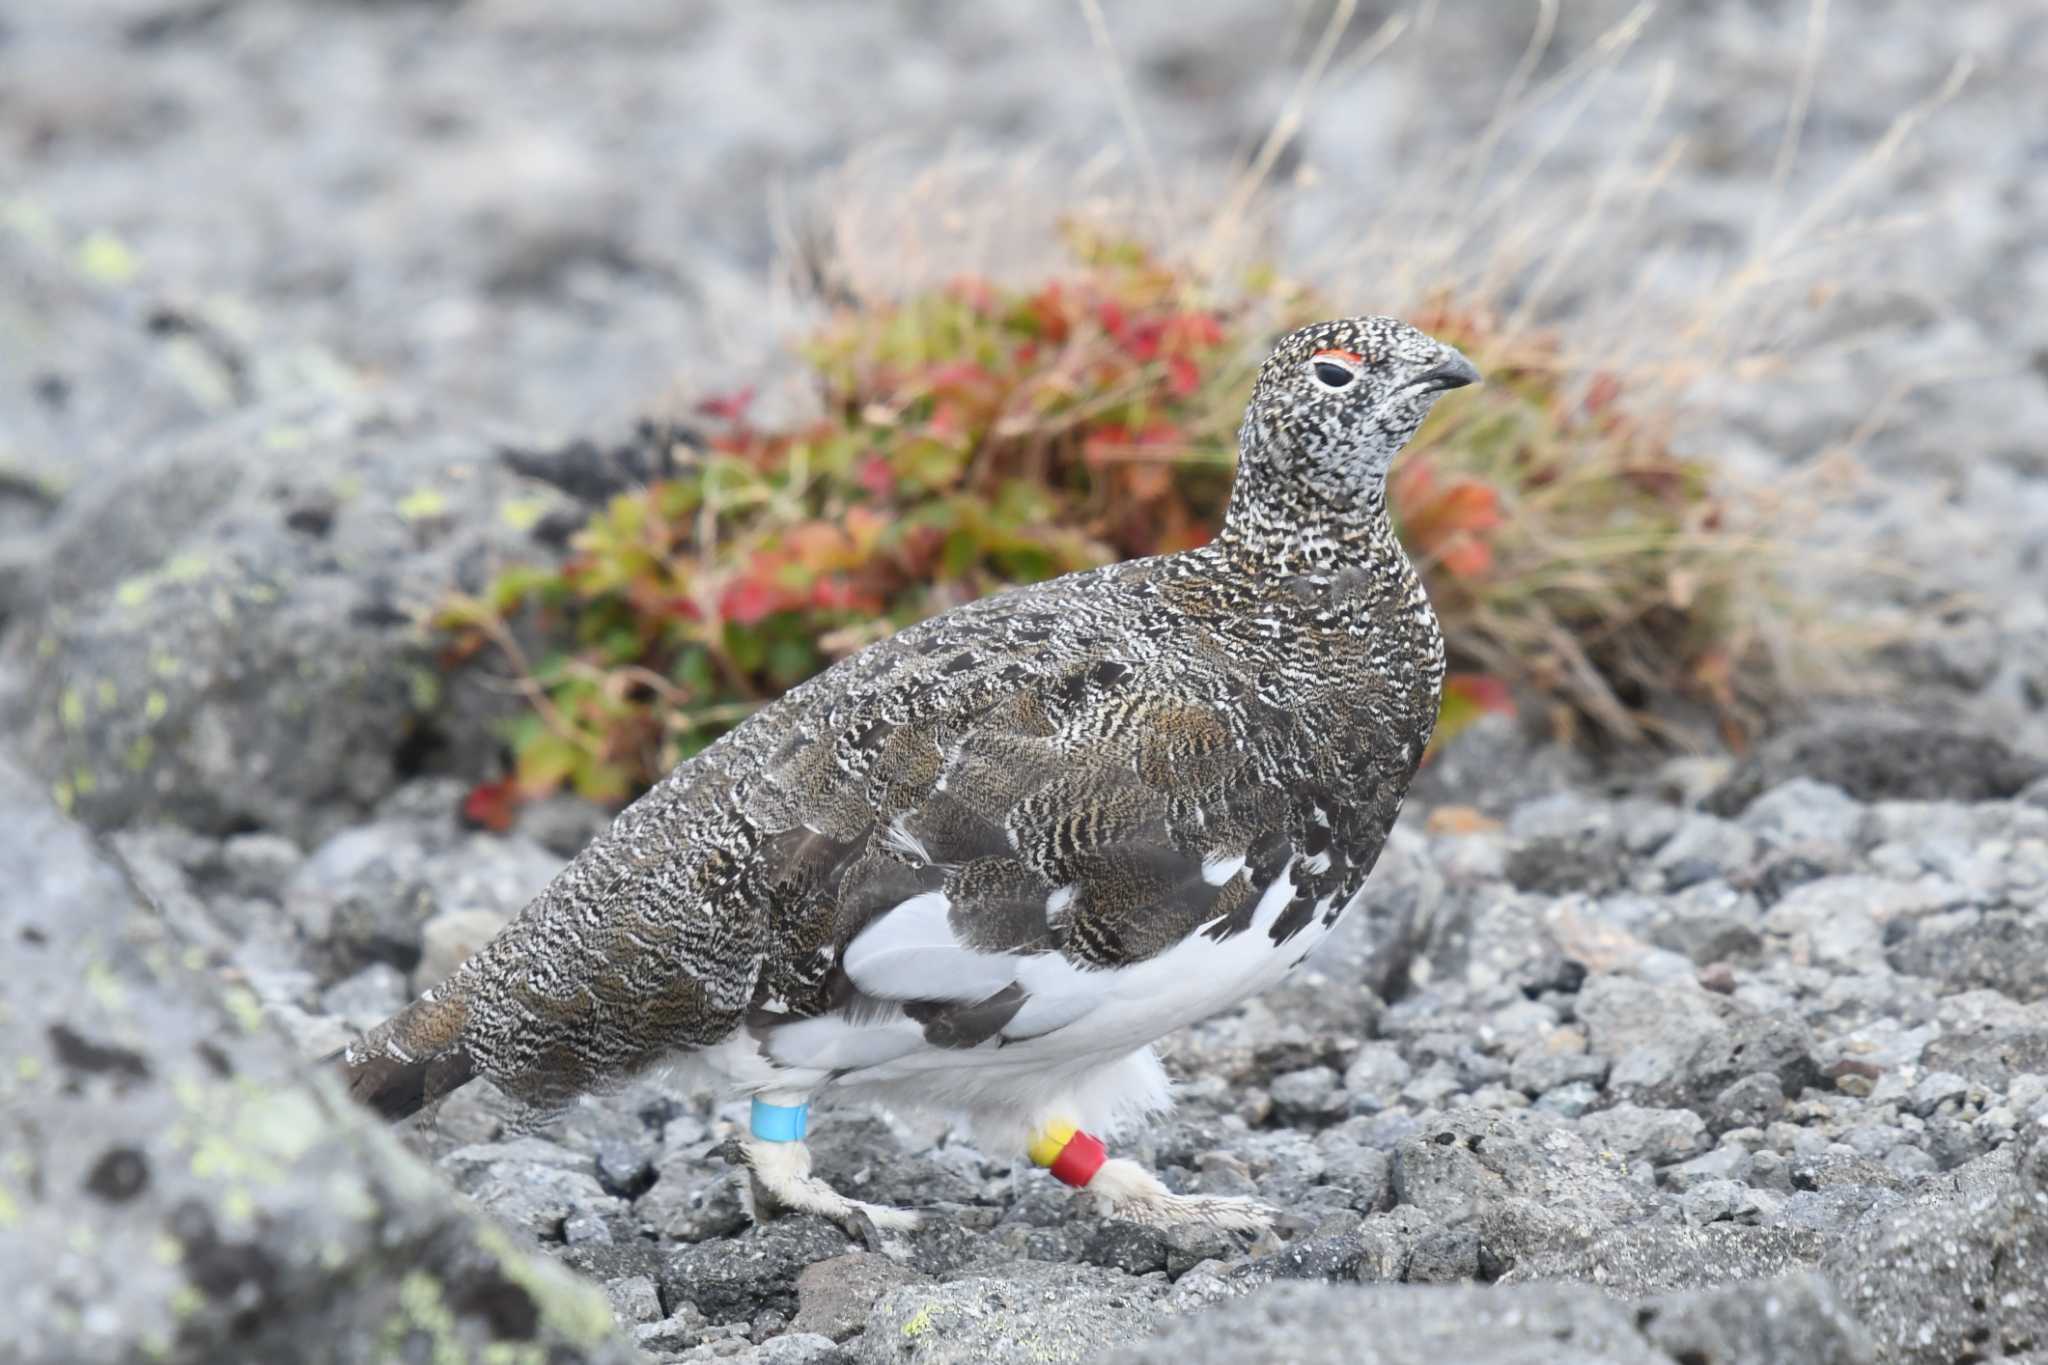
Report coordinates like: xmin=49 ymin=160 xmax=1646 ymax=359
xmin=1312 ymin=348 xmax=1366 ymax=365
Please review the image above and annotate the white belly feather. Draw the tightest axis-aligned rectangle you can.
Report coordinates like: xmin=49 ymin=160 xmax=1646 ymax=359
xmin=695 ymin=857 xmax=1358 ymax=1128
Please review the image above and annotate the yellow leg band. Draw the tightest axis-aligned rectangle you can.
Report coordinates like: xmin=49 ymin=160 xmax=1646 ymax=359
xmin=1027 ymin=1120 xmax=1078 ymax=1168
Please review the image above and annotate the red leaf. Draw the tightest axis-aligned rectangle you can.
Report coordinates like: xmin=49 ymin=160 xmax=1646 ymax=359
xmin=1437 ymin=538 xmax=1493 ymax=580
xmin=1443 ymin=673 xmax=1515 ymax=715
xmin=857 ymin=455 xmax=895 ymax=497
xmin=1082 ymin=423 xmax=1132 ymax=465
xmin=1166 ymin=355 xmax=1200 ymax=397
xmin=696 ymin=386 xmax=756 ymax=423
xmin=1434 ymin=481 xmax=1504 ymax=534
xmin=1128 ymin=465 xmax=1173 ymax=501
xmin=461 ymin=778 xmax=521 ymax=833
xmin=1583 ymin=371 xmax=1622 ymax=414
xmin=719 ymin=576 xmax=793 ymax=625
xmin=1123 ymin=319 xmax=1163 ymax=362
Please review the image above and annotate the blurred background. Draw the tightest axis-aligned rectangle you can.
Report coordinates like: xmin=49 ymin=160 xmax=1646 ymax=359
xmin=6 ymin=3 xmax=2048 ymax=1363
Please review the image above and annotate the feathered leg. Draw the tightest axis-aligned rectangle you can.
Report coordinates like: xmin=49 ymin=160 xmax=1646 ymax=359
xmin=739 ymin=1096 xmax=922 ymax=1246
xmin=1027 ymin=1117 xmax=1274 ymax=1233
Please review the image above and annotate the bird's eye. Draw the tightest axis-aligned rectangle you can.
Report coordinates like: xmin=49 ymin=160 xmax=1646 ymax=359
xmin=1311 ymin=361 xmax=1356 ymax=390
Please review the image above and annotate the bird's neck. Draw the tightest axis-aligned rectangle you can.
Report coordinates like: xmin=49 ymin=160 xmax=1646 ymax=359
xmin=1208 ymin=429 xmax=1402 ymax=578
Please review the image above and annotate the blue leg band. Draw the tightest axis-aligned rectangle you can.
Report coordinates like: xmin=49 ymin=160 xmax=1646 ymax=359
xmin=750 ymin=1098 xmax=810 ymax=1142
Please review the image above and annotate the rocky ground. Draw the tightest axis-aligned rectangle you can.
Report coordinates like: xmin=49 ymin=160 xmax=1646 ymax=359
xmin=5 ymin=2 xmax=2047 ymax=1363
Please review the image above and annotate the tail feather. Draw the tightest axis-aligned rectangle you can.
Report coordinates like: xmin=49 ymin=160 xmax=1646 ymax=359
xmin=331 ymin=987 xmax=477 ymax=1121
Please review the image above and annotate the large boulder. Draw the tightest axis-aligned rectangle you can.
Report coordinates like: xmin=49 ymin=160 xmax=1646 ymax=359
xmin=0 ymin=748 xmax=641 ymax=1363
xmin=1110 ymin=1276 xmax=1873 ymax=1365
xmin=0 ymin=390 xmax=583 ymax=842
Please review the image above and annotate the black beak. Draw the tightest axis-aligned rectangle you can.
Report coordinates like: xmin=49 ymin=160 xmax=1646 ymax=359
xmin=1410 ymin=349 xmax=1481 ymax=393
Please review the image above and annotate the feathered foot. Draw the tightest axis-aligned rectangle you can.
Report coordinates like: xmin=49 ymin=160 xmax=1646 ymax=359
xmin=1027 ymin=1120 xmax=1275 ymax=1233
xmin=1080 ymin=1157 xmax=1276 ymax=1233
xmin=738 ymin=1137 xmax=922 ymax=1249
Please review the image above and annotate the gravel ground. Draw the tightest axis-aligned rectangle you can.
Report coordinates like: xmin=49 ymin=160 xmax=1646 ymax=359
xmin=5 ymin=2 xmax=2047 ymax=1363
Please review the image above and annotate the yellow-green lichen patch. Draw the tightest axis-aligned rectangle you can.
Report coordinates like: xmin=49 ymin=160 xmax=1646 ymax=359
xmin=75 ymin=229 xmax=140 ymax=284
xmin=397 ymin=488 xmax=449 ymax=522
xmin=59 ymin=689 xmax=86 ymax=729
xmin=387 ymin=1270 xmax=465 ymax=1365
xmin=408 ymin=667 xmax=442 ymax=711
xmin=221 ymin=985 xmax=265 ymax=1034
xmin=144 ymin=689 xmax=171 ymax=721
xmin=498 ymin=497 xmax=547 ymax=532
xmin=168 ymin=1282 xmax=206 ymax=1322
xmin=220 ymin=1185 xmax=257 ymax=1229
xmin=115 ymin=577 xmax=154 ymax=609
xmin=233 ymin=1087 xmax=325 ymax=1166
xmin=263 ymin=425 xmax=311 ymax=452
xmin=902 ymin=1304 xmax=935 ymax=1337
xmin=52 ymin=779 xmax=73 ymax=813
xmin=162 ymin=551 xmax=212 ymax=583
xmin=125 ymin=736 xmax=156 ymax=773
xmin=472 ymin=1222 xmax=616 ymax=1348
xmin=84 ymin=958 xmax=128 ymax=1013
xmin=95 ymin=679 xmax=119 ymax=709
xmin=72 ymin=767 xmax=98 ymax=797
xmin=0 ymin=1176 xmax=21 ymax=1228
xmin=325 ymin=1170 xmax=378 ymax=1223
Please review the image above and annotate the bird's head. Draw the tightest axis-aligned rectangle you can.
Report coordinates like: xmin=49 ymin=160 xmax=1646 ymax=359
xmin=1238 ymin=316 xmax=1480 ymax=500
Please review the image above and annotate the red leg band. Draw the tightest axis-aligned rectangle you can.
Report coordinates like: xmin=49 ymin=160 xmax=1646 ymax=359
xmin=1047 ymin=1130 xmax=1108 ymax=1188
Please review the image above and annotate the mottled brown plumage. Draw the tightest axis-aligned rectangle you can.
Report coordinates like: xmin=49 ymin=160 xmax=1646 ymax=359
xmin=343 ymin=317 xmax=1477 ymax=1228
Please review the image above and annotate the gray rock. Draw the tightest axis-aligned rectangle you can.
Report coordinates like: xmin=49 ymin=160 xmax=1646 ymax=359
xmin=1705 ymin=722 xmax=2048 ymax=813
xmin=1575 ymin=1103 xmax=1708 ymax=1165
xmin=1663 ymin=1145 xmax=1752 ymax=1192
xmin=1388 ymin=1108 xmax=1654 ymax=1279
xmin=1888 ymin=908 xmax=2048 ymax=1000
xmin=418 ymin=906 xmax=517 ymax=988
xmin=1634 ymin=1275 xmax=1874 ymax=1365
xmin=1342 ymin=1040 xmax=1414 ymax=1103
xmin=1825 ymin=1135 xmax=2048 ymax=1365
xmin=1113 ymin=1276 xmax=1871 ymax=1364
xmin=1535 ymin=1081 xmax=1603 ymax=1119
xmin=1509 ymin=1036 xmax=1611 ymax=1096
xmin=635 ymin=1155 xmax=748 ymax=1247
xmin=1909 ymin=1070 xmax=1973 ymax=1117
xmin=1503 ymin=1221 xmax=1826 ymax=1295
xmin=1578 ymin=975 xmax=1818 ymax=1106
xmin=0 ymin=749 xmax=637 ymax=1363
xmin=741 ymin=1335 xmax=853 ymax=1365
xmin=0 ymin=393 xmax=583 ymax=842
xmin=441 ymin=1139 xmax=626 ymax=1239
xmin=1652 ymin=813 xmax=1760 ymax=881
xmin=1269 ymin=1065 xmax=1348 ymax=1124
xmin=634 ymin=1303 xmax=712 ymax=1354
xmin=284 ymin=813 xmax=561 ymax=982
xmin=860 ymin=1259 xmax=1168 ymax=1364
xmin=794 ymin=1254 xmax=931 ymax=1342
xmin=217 ymin=830 xmax=308 ymax=900
xmin=320 ymin=960 xmax=410 ymax=1026
xmin=1737 ymin=778 xmax=1867 ymax=850
xmin=1710 ymin=1072 xmax=1789 ymax=1134
xmin=605 ymin=1273 xmax=665 ymax=1325
xmin=663 ymin=1217 xmax=854 ymax=1324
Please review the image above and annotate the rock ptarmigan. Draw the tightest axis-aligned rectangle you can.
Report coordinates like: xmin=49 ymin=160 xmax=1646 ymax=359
xmin=342 ymin=316 xmax=1478 ymax=1237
